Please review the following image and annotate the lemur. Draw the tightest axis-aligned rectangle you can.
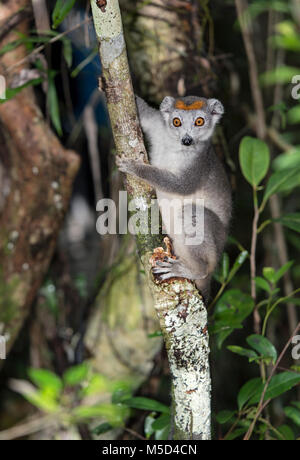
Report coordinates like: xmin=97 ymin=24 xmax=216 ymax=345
xmin=116 ymin=95 xmax=232 ymax=302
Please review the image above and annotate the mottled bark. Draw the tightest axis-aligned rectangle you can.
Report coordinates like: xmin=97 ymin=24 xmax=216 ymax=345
xmin=90 ymin=0 xmax=211 ymax=440
xmin=121 ymin=0 xmax=190 ymax=101
xmin=0 ymin=0 xmax=80 ymax=355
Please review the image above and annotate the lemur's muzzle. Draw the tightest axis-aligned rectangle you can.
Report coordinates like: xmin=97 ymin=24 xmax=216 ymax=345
xmin=181 ymin=135 xmax=193 ymax=146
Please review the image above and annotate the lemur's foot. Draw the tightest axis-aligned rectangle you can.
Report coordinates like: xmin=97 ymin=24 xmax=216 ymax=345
xmin=152 ymin=257 xmax=192 ymax=281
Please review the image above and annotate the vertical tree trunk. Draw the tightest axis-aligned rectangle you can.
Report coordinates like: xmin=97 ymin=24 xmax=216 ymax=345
xmin=90 ymin=0 xmax=211 ymax=440
xmin=0 ymin=0 xmax=80 ymax=355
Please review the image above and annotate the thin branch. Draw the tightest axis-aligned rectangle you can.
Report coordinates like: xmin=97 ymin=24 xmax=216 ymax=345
xmin=6 ymin=17 xmax=92 ymax=73
xmin=251 ymin=190 xmax=261 ymax=334
xmin=0 ymin=415 xmax=57 ymax=440
xmin=244 ymin=322 xmax=300 ymax=440
xmin=0 ymin=6 xmax=32 ymax=42
xmin=234 ymin=0 xmax=267 ymax=140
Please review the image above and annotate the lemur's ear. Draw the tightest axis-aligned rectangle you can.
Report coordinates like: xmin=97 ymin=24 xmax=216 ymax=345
xmin=208 ymin=99 xmax=224 ymax=120
xmin=160 ymin=96 xmax=175 ymax=113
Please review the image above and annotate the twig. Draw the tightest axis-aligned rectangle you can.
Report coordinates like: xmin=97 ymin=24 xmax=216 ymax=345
xmin=251 ymin=190 xmax=261 ymax=334
xmin=0 ymin=415 xmax=57 ymax=440
xmin=234 ymin=0 xmax=266 ymax=140
xmin=0 ymin=6 xmax=32 ymax=43
xmin=235 ymin=0 xmax=267 ymax=335
xmin=123 ymin=427 xmax=146 ymax=440
xmin=268 ymin=41 xmax=298 ymax=338
xmin=244 ymin=322 xmax=300 ymax=440
xmin=269 ymin=196 xmax=299 ymax=335
xmin=6 ymin=17 xmax=92 ymax=73
xmin=267 ymin=126 xmax=293 ymax=152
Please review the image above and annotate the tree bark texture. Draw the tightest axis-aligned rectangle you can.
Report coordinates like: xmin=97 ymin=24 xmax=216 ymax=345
xmin=0 ymin=0 xmax=80 ymax=355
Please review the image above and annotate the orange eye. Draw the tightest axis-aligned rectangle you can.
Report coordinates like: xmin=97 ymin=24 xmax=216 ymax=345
xmin=195 ymin=117 xmax=205 ymax=126
xmin=173 ymin=117 xmax=182 ymax=127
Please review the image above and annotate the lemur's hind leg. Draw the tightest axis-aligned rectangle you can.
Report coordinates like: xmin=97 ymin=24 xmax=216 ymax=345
xmin=153 ymin=206 xmax=227 ymax=302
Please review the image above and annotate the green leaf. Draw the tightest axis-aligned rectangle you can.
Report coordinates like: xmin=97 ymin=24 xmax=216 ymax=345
xmin=275 ymin=213 xmax=300 ymax=233
xmin=284 ymin=406 xmax=300 ymax=427
xmin=221 ymin=253 xmax=230 ymax=282
xmin=74 ymin=274 xmax=88 ymax=299
xmin=249 ymin=372 xmax=300 ymax=405
xmin=112 ymin=385 xmax=133 ymax=404
xmin=25 ymin=390 xmax=59 ymax=413
xmin=63 ymin=363 xmax=89 ymax=386
xmin=227 ymin=346 xmax=258 ymax=360
xmin=212 ymin=289 xmax=254 ymax=349
xmin=239 ymin=137 xmax=270 ymax=187
xmin=292 ymin=401 xmax=300 ymax=410
xmin=277 ymin=424 xmax=295 ymax=440
xmin=225 ymin=427 xmax=248 ymax=440
xmin=154 ymin=424 xmax=170 ymax=441
xmin=216 ymin=410 xmax=235 ymax=424
xmin=52 ymin=0 xmax=77 ymax=29
xmin=71 ymin=49 xmax=98 ymax=78
xmin=11 ymin=379 xmax=59 ymax=413
xmin=62 ymin=38 xmax=73 ymax=68
xmin=287 ymin=105 xmax=300 ymax=125
xmin=274 ymin=261 xmax=294 ymax=283
xmin=237 ymin=378 xmax=262 ymax=410
xmin=148 ymin=330 xmax=163 ymax=338
xmin=152 ymin=413 xmax=171 ymax=430
xmin=48 ymin=73 xmax=62 ymax=136
xmin=246 ymin=335 xmax=277 ymax=363
xmin=92 ymin=422 xmax=113 ymax=436
xmin=227 ymin=251 xmax=248 ymax=283
xmin=74 ymin=403 xmax=129 ymax=426
xmin=254 ymin=276 xmax=271 ymax=293
xmin=0 ymin=78 xmax=42 ymax=104
xmin=272 ymin=21 xmax=300 ymax=52
xmin=263 ymin=267 xmax=276 ymax=284
xmin=28 ymin=368 xmax=62 ymax=398
xmin=273 ymin=149 xmax=300 ymax=172
xmin=243 ymin=0 xmax=290 ymax=22
xmin=0 ymin=39 xmax=24 ymax=56
xmin=266 ymin=372 xmax=300 ymax=400
xmin=122 ymin=397 xmax=170 ymax=414
xmin=82 ymin=374 xmax=111 ymax=396
xmin=263 ymin=168 xmax=300 ymax=204
xmin=261 ymin=66 xmax=300 ymax=86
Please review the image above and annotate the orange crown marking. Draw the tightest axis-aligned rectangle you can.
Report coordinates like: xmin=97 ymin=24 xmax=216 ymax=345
xmin=175 ymin=100 xmax=206 ymax=110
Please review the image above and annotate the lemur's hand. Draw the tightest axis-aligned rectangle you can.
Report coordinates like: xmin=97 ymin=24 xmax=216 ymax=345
xmin=116 ymin=156 xmax=139 ymax=175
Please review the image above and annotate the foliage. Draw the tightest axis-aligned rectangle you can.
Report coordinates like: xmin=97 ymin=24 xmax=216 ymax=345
xmin=1 ymin=0 xmax=300 ymax=442
xmin=11 ymin=364 xmax=170 ymax=440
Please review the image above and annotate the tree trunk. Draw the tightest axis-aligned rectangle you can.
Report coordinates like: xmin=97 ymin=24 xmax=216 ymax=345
xmin=90 ymin=0 xmax=211 ymax=440
xmin=0 ymin=0 xmax=80 ymax=355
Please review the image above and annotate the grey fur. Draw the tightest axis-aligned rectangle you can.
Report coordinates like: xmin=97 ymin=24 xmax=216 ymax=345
xmin=116 ymin=95 xmax=232 ymax=302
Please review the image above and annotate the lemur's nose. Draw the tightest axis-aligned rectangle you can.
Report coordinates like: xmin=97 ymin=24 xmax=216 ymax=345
xmin=181 ymin=135 xmax=193 ymax=146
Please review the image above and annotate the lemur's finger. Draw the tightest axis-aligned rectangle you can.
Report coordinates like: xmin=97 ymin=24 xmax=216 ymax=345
xmin=153 ymin=267 xmax=171 ymax=274
xmin=165 ymin=257 xmax=176 ymax=264
xmin=156 ymin=260 xmax=172 ymax=268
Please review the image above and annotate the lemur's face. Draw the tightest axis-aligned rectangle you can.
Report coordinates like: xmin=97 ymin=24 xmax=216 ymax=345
xmin=160 ymin=96 xmax=224 ymax=147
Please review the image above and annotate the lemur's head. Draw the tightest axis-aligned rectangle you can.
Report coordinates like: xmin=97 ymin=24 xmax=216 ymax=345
xmin=160 ymin=96 xmax=224 ymax=147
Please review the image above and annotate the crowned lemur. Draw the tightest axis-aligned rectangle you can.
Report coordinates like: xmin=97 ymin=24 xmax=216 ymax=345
xmin=116 ymin=95 xmax=232 ymax=302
